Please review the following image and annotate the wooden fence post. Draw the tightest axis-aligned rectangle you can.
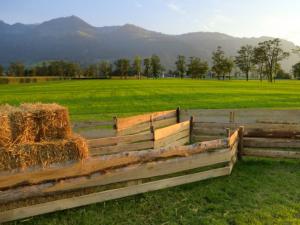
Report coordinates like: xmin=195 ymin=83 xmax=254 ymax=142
xmin=189 ymin=116 xmax=194 ymax=144
xmin=176 ymin=107 xmax=180 ymax=123
xmin=226 ymin=128 xmax=231 ymax=139
xmin=150 ymin=125 xmax=155 ymax=141
xmin=150 ymin=115 xmax=153 ymax=127
xmin=238 ymin=126 xmax=244 ymax=160
xmin=113 ymin=116 xmax=118 ymax=130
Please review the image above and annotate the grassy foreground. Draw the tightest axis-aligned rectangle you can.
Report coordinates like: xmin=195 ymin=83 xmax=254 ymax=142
xmin=1 ymin=79 xmax=300 ymax=121
xmin=1 ymin=79 xmax=300 ymax=224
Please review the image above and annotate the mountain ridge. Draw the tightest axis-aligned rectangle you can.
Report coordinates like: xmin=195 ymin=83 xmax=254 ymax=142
xmin=0 ymin=16 xmax=298 ymax=71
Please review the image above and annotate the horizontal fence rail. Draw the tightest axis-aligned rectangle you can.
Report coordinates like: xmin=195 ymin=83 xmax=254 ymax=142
xmin=2 ymin=108 xmax=300 ymax=223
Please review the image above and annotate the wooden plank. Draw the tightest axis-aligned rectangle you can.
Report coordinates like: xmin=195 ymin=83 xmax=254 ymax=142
xmin=89 ymin=141 xmax=154 ymax=156
xmin=244 ymin=138 xmax=300 ymax=148
xmin=0 ymin=139 xmax=228 ymax=189
xmin=77 ymin=129 xmax=116 ymax=139
xmin=0 ymin=166 xmax=231 ymax=223
xmin=116 ymin=121 xmax=151 ymax=136
xmin=152 ymin=117 xmax=177 ymax=129
xmin=154 ymin=129 xmax=189 ymax=149
xmin=193 ymin=127 xmax=227 ymax=136
xmin=238 ymin=127 xmax=244 ymax=159
xmin=242 ymin=148 xmax=300 ymax=159
xmin=181 ymin=109 xmax=300 ymax=124
xmin=164 ymin=136 xmax=190 ymax=149
xmin=0 ymin=149 xmax=231 ymax=203
xmin=154 ymin=121 xmax=190 ymax=140
xmin=116 ymin=117 xmax=177 ymax=136
xmin=73 ymin=121 xmax=114 ymax=130
xmin=192 ymin=135 xmax=224 ymax=142
xmin=193 ymin=122 xmax=300 ymax=139
xmin=88 ymin=132 xmax=153 ymax=148
xmin=116 ymin=110 xmax=176 ymax=131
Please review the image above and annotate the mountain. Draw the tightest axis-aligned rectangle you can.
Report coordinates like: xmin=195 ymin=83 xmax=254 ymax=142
xmin=0 ymin=15 xmax=298 ymax=71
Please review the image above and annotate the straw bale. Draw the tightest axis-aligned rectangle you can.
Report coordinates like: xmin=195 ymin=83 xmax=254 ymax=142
xmin=0 ymin=103 xmax=72 ymax=147
xmin=0 ymin=135 xmax=88 ymax=171
xmin=20 ymin=103 xmax=72 ymax=141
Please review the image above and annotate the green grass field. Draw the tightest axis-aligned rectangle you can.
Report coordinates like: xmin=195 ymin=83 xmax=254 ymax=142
xmin=2 ymin=79 xmax=300 ymax=225
xmin=1 ymin=79 xmax=300 ymax=121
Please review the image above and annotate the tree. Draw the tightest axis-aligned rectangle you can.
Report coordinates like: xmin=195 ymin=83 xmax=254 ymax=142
xmin=211 ymin=47 xmax=233 ymax=79
xmin=65 ymin=62 xmax=81 ymax=77
xmin=252 ymin=46 xmax=266 ymax=81
xmin=115 ymin=58 xmax=130 ymax=79
xmin=256 ymin=39 xmax=290 ymax=82
xmin=143 ymin=58 xmax=151 ymax=77
xmin=187 ymin=57 xmax=208 ymax=79
xmin=9 ymin=62 xmax=25 ymax=76
xmin=84 ymin=64 xmax=98 ymax=77
xmin=222 ymin=58 xmax=234 ymax=80
xmin=235 ymin=45 xmax=254 ymax=81
xmin=132 ymin=56 xmax=142 ymax=79
xmin=28 ymin=67 xmax=36 ymax=76
xmin=276 ymin=63 xmax=290 ymax=79
xmin=99 ymin=61 xmax=112 ymax=78
xmin=151 ymin=54 xmax=162 ymax=78
xmin=175 ymin=55 xmax=186 ymax=79
xmin=293 ymin=62 xmax=300 ymax=79
xmin=0 ymin=65 xmax=3 ymax=76
xmin=36 ymin=62 xmax=49 ymax=76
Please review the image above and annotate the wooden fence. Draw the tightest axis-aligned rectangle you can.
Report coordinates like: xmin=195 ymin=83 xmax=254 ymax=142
xmin=2 ymin=108 xmax=300 ymax=222
xmin=0 ymin=128 xmax=240 ymax=223
xmin=182 ymin=109 xmax=300 ymax=160
xmin=114 ymin=108 xmax=179 ymax=136
xmin=87 ymin=108 xmax=191 ymax=156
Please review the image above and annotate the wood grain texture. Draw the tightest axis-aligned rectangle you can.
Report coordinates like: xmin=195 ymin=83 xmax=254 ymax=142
xmin=244 ymin=137 xmax=300 ymax=148
xmin=242 ymin=148 xmax=300 ymax=159
xmin=154 ymin=121 xmax=190 ymax=140
xmin=0 ymin=148 xmax=231 ymax=204
xmin=193 ymin=122 xmax=300 ymax=139
xmin=88 ymin=132 xmax=153 ymax=148
xmin=154 ymin=129 xmax=189 ymax=149
xmin=0 ymin=166 xmax=231 ymax=223
xmin=90 ymin=141 xmax=154 ymax=156
xmin=181 ymin=109 xmax=300 ymax=124
xmin=0 ymin=139 xmax=228 ymax=189
xmin=116 ymin=110 xmax=176 ymax=131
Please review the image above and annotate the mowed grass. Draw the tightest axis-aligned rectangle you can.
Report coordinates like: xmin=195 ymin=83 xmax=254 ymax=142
xmin=1 ymin=79 xmax=300 ymax=225
xmin=1 ymin=79 xmax=300 ymax=121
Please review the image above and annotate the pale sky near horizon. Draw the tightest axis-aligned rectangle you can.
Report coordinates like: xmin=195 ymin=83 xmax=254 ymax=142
xmin=1 ymin=0 xmax=300 ymax=45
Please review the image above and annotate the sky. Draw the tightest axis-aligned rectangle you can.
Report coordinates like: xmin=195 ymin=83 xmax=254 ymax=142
xmin=1 ymin=0 xmax=300 ymax=45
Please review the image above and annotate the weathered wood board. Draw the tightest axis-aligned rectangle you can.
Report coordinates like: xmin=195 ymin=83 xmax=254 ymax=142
xmin=0 ymin=166 xmax=231 ymax=223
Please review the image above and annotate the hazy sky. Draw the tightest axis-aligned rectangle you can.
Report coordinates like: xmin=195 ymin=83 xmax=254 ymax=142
xmin=1 ymin=0 xmax=300 ymax=45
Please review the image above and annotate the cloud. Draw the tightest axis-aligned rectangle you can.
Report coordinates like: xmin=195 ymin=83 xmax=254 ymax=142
xmin=166 ymin=2 xmax=186 ymax=15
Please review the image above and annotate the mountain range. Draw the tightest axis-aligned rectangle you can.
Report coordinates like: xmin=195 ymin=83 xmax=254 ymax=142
xmin=0 ymin=15 xmax=298 ymax=71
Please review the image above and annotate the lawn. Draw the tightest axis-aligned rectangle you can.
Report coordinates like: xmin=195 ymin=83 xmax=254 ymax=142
xmin=1 ymin=79 xmax=300 ymax=225
xmin=1 ymin=79 xmax=300 ymax=121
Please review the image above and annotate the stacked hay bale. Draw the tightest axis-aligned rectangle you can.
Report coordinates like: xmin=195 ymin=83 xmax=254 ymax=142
xmin=0 ymin=103 xmax=89 ymax=171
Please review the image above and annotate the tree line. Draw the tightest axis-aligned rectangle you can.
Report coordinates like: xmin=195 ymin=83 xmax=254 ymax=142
xmin=0 ymin=38 xmax=299 ymax=82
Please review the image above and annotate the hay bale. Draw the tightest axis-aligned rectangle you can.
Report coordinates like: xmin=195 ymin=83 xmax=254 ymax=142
xmin=0 ymin=103 xmax=72 ymax=147
xmin=0 ymin=105 xmax=14 ymax=147
xmin=20 ymin=103 xmax=72 ymax=141
xmin=0 ymin=135 xmax=89 ymax=171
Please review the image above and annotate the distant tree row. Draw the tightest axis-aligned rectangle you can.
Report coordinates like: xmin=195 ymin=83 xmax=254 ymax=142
xmin=0 ymin=54 xmax=164 ymax=79
xmin=234 ymin=38 xmax=290 ymax=82
xmin=0 ymin=38 xmax=298 ymax=82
